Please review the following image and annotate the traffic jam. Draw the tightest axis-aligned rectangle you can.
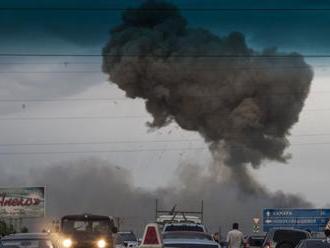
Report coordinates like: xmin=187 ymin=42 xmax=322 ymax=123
xmin=0 ymin=209 xmax=330 ymax=248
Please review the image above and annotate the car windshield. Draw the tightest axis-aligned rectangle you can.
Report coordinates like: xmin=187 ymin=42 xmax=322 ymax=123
xmin=165 ymin=226 xmax=204 ymax=232
xmin=164 ymin=244 xmax=218 ymax=248
xmin=1 ymin=239 xmax=54 ymax=248
xmin=274 ymin=230 xmax=308 ymax=248
xmin=248 ymin=236 xmax=265 ymax=246
xmin=119 ymin=233 xmax=137 ymax=242
xmin=303 ymin=240 xmax=330 ymax=248
xmin=163 ymin=233 xmax=212 ymax=240
xmin=62 ymin=219 xmax=110 ymax=233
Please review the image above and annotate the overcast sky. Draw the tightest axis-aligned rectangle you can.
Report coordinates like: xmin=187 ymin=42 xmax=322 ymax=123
xmin=1 ymin=0 xmax=330 ymax=208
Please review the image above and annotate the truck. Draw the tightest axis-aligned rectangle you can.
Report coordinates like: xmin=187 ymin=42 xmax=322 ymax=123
xmin=60 ymin=213 xmax=118 ymax=248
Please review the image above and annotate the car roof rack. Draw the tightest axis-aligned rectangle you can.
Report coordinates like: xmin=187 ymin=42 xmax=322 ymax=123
xmin=154 ymin=200 xmax=204 ymax=224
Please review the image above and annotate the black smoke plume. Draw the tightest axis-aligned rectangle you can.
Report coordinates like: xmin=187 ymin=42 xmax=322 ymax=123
xmin=102 ymin=0 xmax=313 ymax=193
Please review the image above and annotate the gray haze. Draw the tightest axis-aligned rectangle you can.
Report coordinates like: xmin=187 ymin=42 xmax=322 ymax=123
xmin=0 ymin=158 xmax=311 ymax=234
xmin=102 ymin=0 xmax=314 ymax=193
xmin=0 ymin=56 xmax=105 ymax=115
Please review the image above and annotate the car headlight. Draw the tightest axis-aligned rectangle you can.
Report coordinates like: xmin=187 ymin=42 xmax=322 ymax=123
xmin=97 ymin=239 xmax=107 ymax=248
xmin=63 ymin=238 xmax=73 ymax=247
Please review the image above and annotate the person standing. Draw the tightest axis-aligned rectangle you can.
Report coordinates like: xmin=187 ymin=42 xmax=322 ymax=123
xmin=325 ymin=229 xmax=330 ymax=243
xmin=226 ymin=223 xmax=244 ymax=248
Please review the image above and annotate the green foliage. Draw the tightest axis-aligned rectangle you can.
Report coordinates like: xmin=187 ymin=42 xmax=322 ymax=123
xmin=0 ymin=220 xmax=18 ymax=236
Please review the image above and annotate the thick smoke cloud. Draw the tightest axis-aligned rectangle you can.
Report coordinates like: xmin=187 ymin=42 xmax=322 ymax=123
xmin=0 ymin=159 xmax=312 ymax=234
xmin=102 ymin=0 xmax=313 ymax=192
xmin=0 ymin=159 xmax=155 ymax=234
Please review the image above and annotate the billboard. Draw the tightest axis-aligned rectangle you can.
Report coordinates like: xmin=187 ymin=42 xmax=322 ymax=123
xmin=0 ymin=187 xmax=45 ymax=218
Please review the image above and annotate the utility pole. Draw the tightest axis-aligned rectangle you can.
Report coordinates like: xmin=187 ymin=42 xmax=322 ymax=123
xmin=115 ymin=217 xmax=121 ymax=231
xmin=155 ymin=199 xmax=158 ymax=221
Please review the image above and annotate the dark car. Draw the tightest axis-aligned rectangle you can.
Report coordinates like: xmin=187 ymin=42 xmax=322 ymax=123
xmin=117 ymin=231 xmax=138 ymax=248
xmin=296 ymin=239 xmax=330 ymax=248
xmin=246 ymin=235 xmax=265 ymax=248
xmin=263 ymin=229 xmax=311 ymax=248
xmin=0 ymin=233 xmax=58 ymax=248
xmin=60 ymin=214 xmax=117 ymax=248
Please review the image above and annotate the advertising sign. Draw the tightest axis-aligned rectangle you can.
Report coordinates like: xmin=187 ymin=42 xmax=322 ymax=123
xmin=263 ymin=208 xmax=330 ymax=232
xmin=0 ymin=187 xmax=45 ymax=218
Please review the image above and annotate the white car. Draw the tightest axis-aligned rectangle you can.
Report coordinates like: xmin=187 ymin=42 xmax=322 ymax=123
xmin=139 ymin=223 xmax=219 ymax=248
xmin=162 ymin=231 xmax=221 ymax=248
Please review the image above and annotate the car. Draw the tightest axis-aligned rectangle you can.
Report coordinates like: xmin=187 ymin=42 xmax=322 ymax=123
xmin=0 ymin=233 xmax=59 ymax=248
xmin=296 ymin=239 xmax=330 ymax=248
xmin=163 ymin=233 xmax=220 ymax=248
xmin=246 ymin=235 xmax=265 ymax=248
xmin=116 ymin=231 xmax=138 ymax=248
xmin=60 ymin=213 xmax=118 ymax=248
xmin=263 ymin=229 xmax=311 ymax=248
xmin=163 ymin=223 xmax=207 ymax=233
xmin=139 ymin=223 xmax=220 ymax=248
xmin=164 ymin=238 xmax=221 ymax=248
xmin=162 ymin=231 xmax=220 ymax=248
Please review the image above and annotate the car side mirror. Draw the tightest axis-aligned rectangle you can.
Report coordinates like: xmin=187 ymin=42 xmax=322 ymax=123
xmin=112 ymin=226 xmax=118 ymax=234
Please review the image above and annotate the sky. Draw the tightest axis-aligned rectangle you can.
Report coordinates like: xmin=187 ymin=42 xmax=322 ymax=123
xmin=1 ymin=0 xmax=330 ymax=214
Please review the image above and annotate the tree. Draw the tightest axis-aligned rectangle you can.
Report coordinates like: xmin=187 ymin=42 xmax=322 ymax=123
xmin=0 ymin=220 xmax=17 ymax=236
xmin=20 ymin=226 xmax=29 ymax=233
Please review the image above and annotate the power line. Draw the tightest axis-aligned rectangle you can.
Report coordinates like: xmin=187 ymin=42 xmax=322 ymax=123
xmin=0 ymin=141 xmax=329 ymax=156
xmin=0 ymin=66 xmax=323 ymax=74
xmin=0 ymin=71 xmax=104 ymax=74
xmin=0 ymin=147 xmax=207 ymax=156
xmin=291 ymin=142 xmax=330 ymax=146
xmin=0 ymin=62 xmax=102 ymax=65
xmin=303 ymin=108 xmax=330 ymax=112
xmin=1 ymin=90 xmax=330 ymax=103
xmin=0 ymin=115 xmax=150 ymax=121
xmin=0 ymin=132 xmax=329 ymax=147
xmin=0 ymin=97 xmax=128 ymax=102
xmin=0 ymin=108 xmax=328 ymax=121
xmin=1 ymin=7 xmax=330 ymax=11
xmin=0 ymin=61 xmax=329 ymax=66
xmin=1 ymin=53 xmax=330 ymax=58
xmin=0 ymin=139 xmax=202 ymax=147
xmin=0 ymin=65 xmax=326 ymax=74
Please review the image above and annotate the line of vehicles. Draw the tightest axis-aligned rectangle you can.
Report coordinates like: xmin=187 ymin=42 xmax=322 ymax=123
xmin=0 ymin=210 xmax=329 ymax=248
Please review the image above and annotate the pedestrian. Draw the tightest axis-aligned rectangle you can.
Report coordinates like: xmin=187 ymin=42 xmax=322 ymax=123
xmin=226 ymin=223 xmax=244 ymax=248
xmin=325 ymin=229 xmax=330 ymax=243
xmin=213 ymin=232 xmax=220 ymax=243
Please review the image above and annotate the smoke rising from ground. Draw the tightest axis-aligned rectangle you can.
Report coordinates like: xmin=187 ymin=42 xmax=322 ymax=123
xmin=102 ymin=0 xmax=313 ymax=193
xmin=0 ymin=159 xmax=312 ymax=234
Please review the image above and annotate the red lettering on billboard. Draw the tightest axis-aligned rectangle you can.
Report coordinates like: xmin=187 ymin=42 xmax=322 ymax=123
xmin=0 ymin=193 xmax=41 ymax=207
